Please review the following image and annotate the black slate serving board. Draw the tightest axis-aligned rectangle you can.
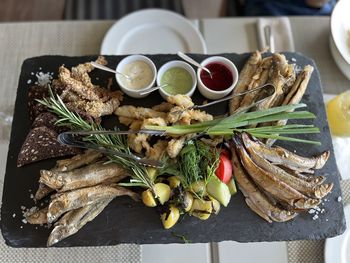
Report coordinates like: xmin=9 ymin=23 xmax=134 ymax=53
xmin=0 ymin=53 xmax=346 ymax=247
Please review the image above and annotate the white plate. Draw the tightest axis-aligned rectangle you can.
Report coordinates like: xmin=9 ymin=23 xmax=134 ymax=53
xmin=330 ymin=0 xmax=350 ymax=65
xmin=325 ymin=204 xmax=350 ymax=263
xmin=329 ymin=35 xmax=350 ymax=80
xmin=101 ymin=9 xmax=207 ymax=55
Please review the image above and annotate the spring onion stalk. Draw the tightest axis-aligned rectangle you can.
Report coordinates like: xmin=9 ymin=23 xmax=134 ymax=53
xmin=145 ymin=104 xmax=321 ymax=145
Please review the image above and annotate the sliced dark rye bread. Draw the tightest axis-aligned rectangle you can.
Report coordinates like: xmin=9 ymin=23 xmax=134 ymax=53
xmin=27 ymin=81 xmax=65 ymax=122
xmin=32 ymin=112 xmax=68 ymax=133
xmin=27 ymin=85 xmax=49 ymax=122
xmin=17 ymin=126 xmax=81 ymax=167
xmin=28 ymin=83 xmax=101 ymax=125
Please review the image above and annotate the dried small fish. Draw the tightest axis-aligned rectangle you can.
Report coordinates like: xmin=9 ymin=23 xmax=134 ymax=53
xmin=231 ymin=148 xmax=297 ymax=222
xmin=47 ymin=185 xmax=139 ymax=223
xmin=47 ymin=199 xmax=112 ymax=247
xmin=278 ymin=166 xmax=326 ymax=186
xmin=266 ymin=65 xmax=314 ymax=146
xmin=54 ymin=150 xmax=104 ymax=172
xmin=34 ymin=183 xmax=54 ymax=201
xmin=229 ymin=51 xmax=262 ymax=114
xmin=283 ymin=65 xmax=314 ymax=106
xmin=270 ymin=64 xmax=296 ymax=108
xmin=242 ymin=133 xmax=329 ymax=172
xmin=233 ymin=135 xmax=320 ymax=209
xmin=247 ymin=148 xmax=333 ymax=199
xmin=239 ymin=56 xmax=273 ymax=108
xmin=258 ymin=54 xmax=293 ymax=111
xmin=26 ymin=206 xmax=49 ymax=225
xmin=40 ymin=162 xmax=129 ymax=192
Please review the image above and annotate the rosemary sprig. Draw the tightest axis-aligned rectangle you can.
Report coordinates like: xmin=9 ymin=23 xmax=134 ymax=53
xmin=37 ymin=87 xmax=154 ymax=189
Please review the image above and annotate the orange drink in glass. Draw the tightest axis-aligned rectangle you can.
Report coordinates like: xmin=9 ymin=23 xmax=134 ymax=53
xmin=326 ymin=91 xmax=350 ymax=136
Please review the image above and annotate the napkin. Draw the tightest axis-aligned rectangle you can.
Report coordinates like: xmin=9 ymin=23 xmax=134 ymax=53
xmin=256 ymin=17 xmax=295 ymax=52
xmin=332 ymin=136 xmax=350 ymax=180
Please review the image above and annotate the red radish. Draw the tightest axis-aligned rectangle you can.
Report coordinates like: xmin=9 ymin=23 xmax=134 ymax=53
xmin=215 ymin=153 xmax=233 ymax=184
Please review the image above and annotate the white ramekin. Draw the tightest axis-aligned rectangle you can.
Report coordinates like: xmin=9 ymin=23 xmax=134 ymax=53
xmin=197 ymin=56 xmax=239 ymax=100
xmin=156 ymin=60 xmax=197 ymax=100
xmin=116 ymin=55 xmax=157 ymax=99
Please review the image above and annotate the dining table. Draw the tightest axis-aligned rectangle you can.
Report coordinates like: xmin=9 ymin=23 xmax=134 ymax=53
xmin=0 ymin=15 xmax=349 ymax=263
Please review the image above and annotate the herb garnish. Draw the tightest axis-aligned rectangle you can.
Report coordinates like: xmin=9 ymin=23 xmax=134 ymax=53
xmin=145 ymin=103 xmax=321 ymax=145
xmin=178 ymin=140 xmax=219 ymax=199
xmin=37 ymin=87 xmax=154 ymax=190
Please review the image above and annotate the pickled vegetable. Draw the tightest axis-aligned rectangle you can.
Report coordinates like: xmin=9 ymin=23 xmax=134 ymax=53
xmin=141 ymin=189 xmax=157 ymax=207
xmin=154 ymin=183 xmax=171 ymax=205
xmin=146 ymin=167 xmax=158 ymax=181
xmin=161 ymin=205 xmax=180 ymax=229
xmin=209 ymin=196 xmax=221 ymax=215
xmin=190 ymin=199 xmax=212 ymax=220
xmin=168 ymin=176 xmax=181 ymax=189
xmin=183 ymin=191 xmax=194 ymax=212
xmin=206 ymin=176 xmax=231 ymax=207
xmin=190 ymin=180 xmax=206 ymax=196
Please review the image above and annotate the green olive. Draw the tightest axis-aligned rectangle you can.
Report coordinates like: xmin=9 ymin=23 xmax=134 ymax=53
xmin=141 ymin=189 xmax=157 ymax=207
xmin=168 ymin=176 xmax=181 ymax=189
xmin=190 ymin=198 xmax=212 ymax=220
xmin=153 ymin=183 xmax=171 ymax=205
xmin=183 ymin=191 xmax=194 ymax=212
xmin=161 ymin=205 xmax=180 ymax=229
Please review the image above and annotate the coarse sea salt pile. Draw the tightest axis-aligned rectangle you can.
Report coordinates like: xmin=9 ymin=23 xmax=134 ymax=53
xmin=308 ymin=205 xmax=326 ymax=220
xmin=35 ymin=72 xmax=53 ymax=86
xmin=27 ymin=69 xmax=54 ymax=87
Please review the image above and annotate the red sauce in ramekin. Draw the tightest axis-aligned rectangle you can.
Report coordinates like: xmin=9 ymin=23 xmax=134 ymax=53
xmin=200 ymin=62 xmax=233 ymax=91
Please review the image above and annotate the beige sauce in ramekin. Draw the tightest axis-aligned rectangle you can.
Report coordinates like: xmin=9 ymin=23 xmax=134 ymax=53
xmin=120 ymin=60 xmax=153 ymax=90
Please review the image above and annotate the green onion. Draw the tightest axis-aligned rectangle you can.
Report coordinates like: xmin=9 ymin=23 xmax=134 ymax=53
xmin=145 ymin=103 xmax=320 ymax=145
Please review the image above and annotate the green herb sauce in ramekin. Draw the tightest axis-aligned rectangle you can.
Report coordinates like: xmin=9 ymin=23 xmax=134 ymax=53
xmin=160 ymin=67 xmax=193 ymax=95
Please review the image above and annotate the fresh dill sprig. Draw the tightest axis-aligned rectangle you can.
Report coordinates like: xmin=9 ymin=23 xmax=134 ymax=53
xmin=178 ymin=140 xmax=219 ymax=199
xmin=37 ymin=86 xmax=154 ymax=189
